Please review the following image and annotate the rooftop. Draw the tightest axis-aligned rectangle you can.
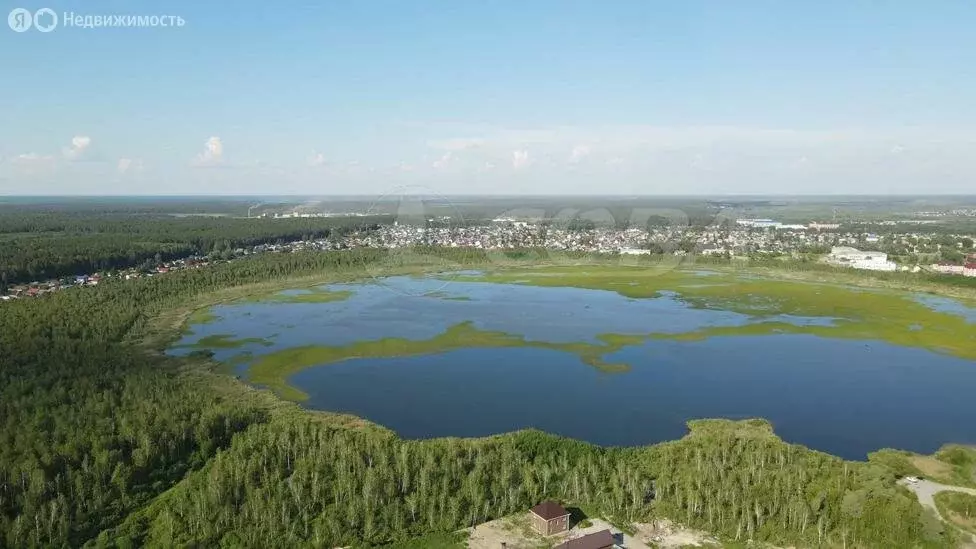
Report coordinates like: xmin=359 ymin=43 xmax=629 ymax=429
xmin=530 ymin=501 xmax=569 ymax=521
xmin=555 ymin=529 xmax=615 ymax=549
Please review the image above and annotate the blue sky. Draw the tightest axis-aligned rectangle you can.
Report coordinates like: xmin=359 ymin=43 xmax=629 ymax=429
xmin=1 ymin=0 xmax=974 ymax=195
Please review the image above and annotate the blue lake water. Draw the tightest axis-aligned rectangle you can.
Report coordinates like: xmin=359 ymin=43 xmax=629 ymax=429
xmin=171 ymin=275 xmax=976 ymax=460
xmin=915 ymin=293 xmax=976 ymax=323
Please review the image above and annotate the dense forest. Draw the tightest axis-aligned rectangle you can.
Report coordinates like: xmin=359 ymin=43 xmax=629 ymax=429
xmin=0 ymin=209 xmax=388 ymax=284
xmin=0 ymin=245 xmax=965 ymax=548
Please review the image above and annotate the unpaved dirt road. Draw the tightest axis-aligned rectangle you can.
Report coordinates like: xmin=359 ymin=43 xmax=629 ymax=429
xmin=899 ymin=479 xmax=976 ymax=519
xmin=899 ymin=479 xmax=976 ymax=547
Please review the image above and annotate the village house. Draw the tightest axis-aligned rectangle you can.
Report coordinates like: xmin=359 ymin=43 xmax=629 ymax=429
xmin=932 ymin=263 xmax=966 ymax=275
xmin=931 ymin=258 xmax=976 ymax=277
xmin=529 ymin=501 xmax=570 ymax=536
xmin=554 ymin=529 xmax=618 ymax=549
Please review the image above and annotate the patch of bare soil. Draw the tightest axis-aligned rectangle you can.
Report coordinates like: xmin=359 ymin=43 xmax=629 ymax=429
xmin=465 ymin=514 xmax=547 ymax=549
xmin=632 ymin=519 xmax=720 ymax=548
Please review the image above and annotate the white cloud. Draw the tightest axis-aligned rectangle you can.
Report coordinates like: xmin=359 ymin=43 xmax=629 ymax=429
xmin=117 ymin=158 xmax=143 ymax=175
xmin=194 ymin=136 xmax=224 ymax=166
xmin=428 ymin=125 xmax=976 ymax=155
xmin=307 ymin=151 xmax=326 ymax=167
xmin=7 ymin=153 xmax=58 ymax=177
xmin=10 ymin=125 xmax=975 ymax=194
xmin=410 ymin=125 xmax=976 ymax=192
xmin=427 ymin=138 xmax=485 ymax=151
xmin=569 ymin=145 xmax=591 ymax=164
xmin=62 ymin=135 xmax=92 ymax=161
xmin=512 ymin=150 xmax=531 ymax=170
xmin=432 ymin=151 xmax=454 ymax=169
xmin=15 ymin=153 xmax=54 ymax=162
xmin=341 ymin=160 xmax=367 ymax=175
xmin=690 ymin=153 xmax=709 ymax=170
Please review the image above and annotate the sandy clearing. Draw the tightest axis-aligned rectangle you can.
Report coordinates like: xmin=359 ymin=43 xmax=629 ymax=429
xmin=465 ymin=513 xmax=718 ymax=549
xmin=632 ymin=519 xmax=720 ymax=548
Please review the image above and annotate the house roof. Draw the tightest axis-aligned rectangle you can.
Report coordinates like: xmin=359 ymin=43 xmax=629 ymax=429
xmin=530 ymin=501 xmax=569 ymax=521
xmin=555 ymin=529 xmax=615 ymax=549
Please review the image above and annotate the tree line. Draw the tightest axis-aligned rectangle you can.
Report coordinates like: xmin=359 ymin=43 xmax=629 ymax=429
xmin=0 ymin=211 xmax=389 ymax=284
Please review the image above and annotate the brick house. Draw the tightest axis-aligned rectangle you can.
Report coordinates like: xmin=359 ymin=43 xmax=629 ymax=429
xmin=529 ymin=501 xmax=570 ymax=536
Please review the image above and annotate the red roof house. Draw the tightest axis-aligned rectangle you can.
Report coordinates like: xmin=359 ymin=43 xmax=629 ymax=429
xmin=555 ymin=529 xmax=616 ymax=549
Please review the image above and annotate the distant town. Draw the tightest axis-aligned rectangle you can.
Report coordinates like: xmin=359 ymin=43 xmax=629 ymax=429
xmin=2 ymin=216 xmax=974 ymax=303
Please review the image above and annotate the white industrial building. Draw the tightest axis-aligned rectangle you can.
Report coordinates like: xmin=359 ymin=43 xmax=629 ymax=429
xmin=735 ymin=219 xmax=807 ymax=230
xmin=736 ymin=218 xmax=781 ymax=228
xmin=827 ymin=246 xmax=897 ymax=271
xmin=618 ymin=247 xmax=651 ymax=255
xmin=808 ymin=222 xmax=841 ymax=230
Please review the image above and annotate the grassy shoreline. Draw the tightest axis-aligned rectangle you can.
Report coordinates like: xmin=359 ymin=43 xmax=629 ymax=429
xmin=233 ymin=285 xmax=353 ymax=304
xmin=172 ymin=262 xmax=976 ymax=401
xmin=457 ymin=265 xmax=976 ymax=359
xmin=246 ymin=321 xmax=638 ymax=401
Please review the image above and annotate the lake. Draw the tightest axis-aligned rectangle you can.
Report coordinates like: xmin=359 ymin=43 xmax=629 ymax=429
xmin=170 ymin=272 xmax=976 ymax=460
